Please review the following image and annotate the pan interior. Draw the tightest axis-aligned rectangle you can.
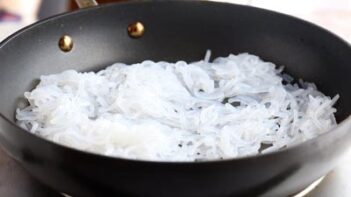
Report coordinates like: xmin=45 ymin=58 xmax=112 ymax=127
xmin=0 ymin=1 xmax=350 ymax=123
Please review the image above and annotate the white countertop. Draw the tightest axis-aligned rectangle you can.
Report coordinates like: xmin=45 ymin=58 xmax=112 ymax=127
xmin=306 ymin=149 xmax=351 ymax=197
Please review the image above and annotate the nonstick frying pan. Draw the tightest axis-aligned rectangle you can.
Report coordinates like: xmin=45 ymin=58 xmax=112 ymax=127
xmin=0 ymin=0 xmax=351 ymax=196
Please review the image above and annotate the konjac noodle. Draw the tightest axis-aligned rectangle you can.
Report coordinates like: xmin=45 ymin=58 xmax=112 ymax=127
xmin=16 ymin=51 xmax=338 ymax=161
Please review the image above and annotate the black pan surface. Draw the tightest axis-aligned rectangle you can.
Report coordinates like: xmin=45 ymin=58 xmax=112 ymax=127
xmin=0 ymin=1 xmax=351 ymax=196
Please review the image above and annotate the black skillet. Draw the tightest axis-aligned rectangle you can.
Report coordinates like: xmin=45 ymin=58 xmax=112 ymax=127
xmin=0 ymin=0 xmax=351 ymax=196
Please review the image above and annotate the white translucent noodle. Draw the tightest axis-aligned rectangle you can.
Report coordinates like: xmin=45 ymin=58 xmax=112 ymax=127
xmin=16 ymin=52 xmax=338 ymax=161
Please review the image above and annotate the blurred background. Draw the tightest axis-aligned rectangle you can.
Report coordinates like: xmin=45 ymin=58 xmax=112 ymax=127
xmin=0 ymin=1 xmax=350 ymax=196
xmin=1 ymin=0 xmax=351 ymax=42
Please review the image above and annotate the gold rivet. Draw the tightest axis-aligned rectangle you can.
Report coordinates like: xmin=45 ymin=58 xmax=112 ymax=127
xmin=58 ymin=35 xmax=73 ymax=52
xmin=127 ymin=21 xmax=145 ymax=38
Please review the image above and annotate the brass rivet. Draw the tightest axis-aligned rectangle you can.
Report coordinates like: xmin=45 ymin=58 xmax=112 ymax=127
xmin=58 ymin=35 xmax=73 ymax=52
xmin=127 ymin=21 xmax=145 ymax=38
